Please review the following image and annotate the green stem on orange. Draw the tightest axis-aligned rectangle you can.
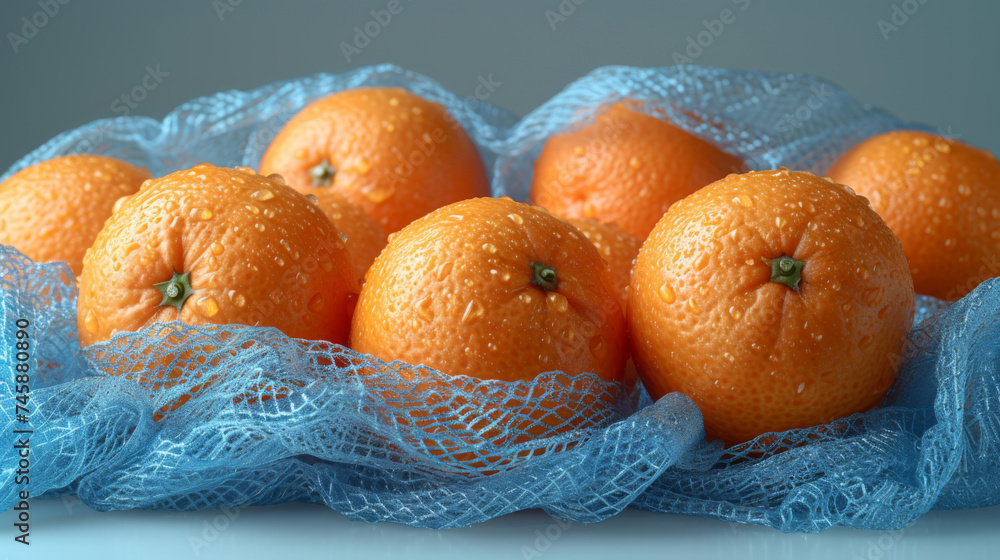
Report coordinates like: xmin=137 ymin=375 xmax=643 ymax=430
xmin=154 ymin=270 xmax=194 ymax=312
xmin=309 ymin=158 xmax=336 ymax=186
xmin=764 ymin=255 xmax=805 ymax=291
xmin=530 ymin=261 xmax=559 ymax=292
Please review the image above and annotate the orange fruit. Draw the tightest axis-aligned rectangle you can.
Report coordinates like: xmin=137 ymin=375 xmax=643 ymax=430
xmin=530 ymin=102 xmax=747 ymax=240
xmin=352 ymin=197 xmax=627 ymax=383
xmin=567 ymin=218 xmax=641 ymax=304
xmin=305 ymin=189 xmax=387 ymax=284
xmin=350 ymin=197 xmax=628 ymax=470
xmin=259 ymin=87 xmax=490 ymax=234
xmin=628 ymin=169 xmax=915 ymax=446
xmin=77 ymin=163 xmax=359 ymax=348
xmin=0 ymin=154 xmax=151 ymax=276
xmin=826 ymin=130 xmax=1000 ymax=300
xmin=350 ymin=197 xmax=627 ymax=462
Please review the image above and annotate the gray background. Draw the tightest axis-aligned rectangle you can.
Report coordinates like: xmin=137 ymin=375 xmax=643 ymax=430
xmin=3 ymin=1 xmax=1000 ymax=558
xmin=1 ymin=0 xmax=998 ymax=173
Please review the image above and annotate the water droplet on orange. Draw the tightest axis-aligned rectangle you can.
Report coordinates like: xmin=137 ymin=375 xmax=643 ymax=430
xmin=519 ymin=292 xmax=533 ymax=304
xmin=507 ymin=213 xmax=524 ymax=225
xmin=589 ymin=335 xmax=607 ymax=360
xmin=210 ymin=242 xmax=224 ymax=255
xmin=197 ymin=296 xmax=220 ymax=317
xmin=658 ymin=283 xmax=676 ymax=304
xmin=733 ymin=194 xmax=754 ymax=207
xmin=112 ymin=196 xmax=130 ymax=214
xmin=461 ymin=300 xmax=485 ymax=323
xmin=251 ymin=189 xmax=275 ymax=201
xmin=363 ymin=185 xmax=395 ymax=203
xmin=693 ymin=253 xmax=710 ymax=271
xmin=547 ymin=292 xmax=569 ymax=313
xmin=728 ymin=306 xmax=742 ymax=320
xmin=83 ymin=309 xmax=99 ymax=333
xmin=482 ymin=243 xmax=498 ymax=254
xmin=434 ymin=261 xmax=453 ymax=281
xmin=307 ymin=293 xmax=324 ymax=313
xmin=415 ymin=296 xmax=434 ymax=321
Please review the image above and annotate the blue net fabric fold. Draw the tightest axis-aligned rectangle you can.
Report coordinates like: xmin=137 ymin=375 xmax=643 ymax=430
xmin=1 ymin=65 xmax=997 ymax=531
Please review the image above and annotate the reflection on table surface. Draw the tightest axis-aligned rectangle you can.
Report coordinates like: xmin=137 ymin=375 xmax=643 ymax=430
xmin=3 ymin=498 xmax=998 ymax=560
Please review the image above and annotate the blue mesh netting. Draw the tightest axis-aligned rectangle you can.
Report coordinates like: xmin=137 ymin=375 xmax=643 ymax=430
xmin=2 ymin=65 xmax=998 ymax=531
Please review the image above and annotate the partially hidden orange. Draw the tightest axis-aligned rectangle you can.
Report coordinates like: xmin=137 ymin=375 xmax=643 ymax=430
xmin=260 ymin=87 xmax=490 ymax=234
xmin=305 ymin=189 xmax=387 ymax=284
xmin=531 ymin=102 xmax=747 ymax=240
xmin=628 ymin=169 xmax=915 ymax=446
xmin=826 ymin=130 xmax=1000 ymax=301
xmin=0 ymin=154 xmax=151 ymax=275
xmin=77 ymin=163 xmax=358 ymax=347
xmin=567 ymin=218 xmax=641 ymax=304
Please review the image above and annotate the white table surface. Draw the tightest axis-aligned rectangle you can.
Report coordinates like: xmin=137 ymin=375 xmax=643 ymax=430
xmin=3 ymin=497 xmax=998 ymax=559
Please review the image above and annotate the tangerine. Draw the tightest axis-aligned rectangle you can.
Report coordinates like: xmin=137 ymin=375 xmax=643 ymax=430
xmin=628 ymin=169 xmax=914 ymax=445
